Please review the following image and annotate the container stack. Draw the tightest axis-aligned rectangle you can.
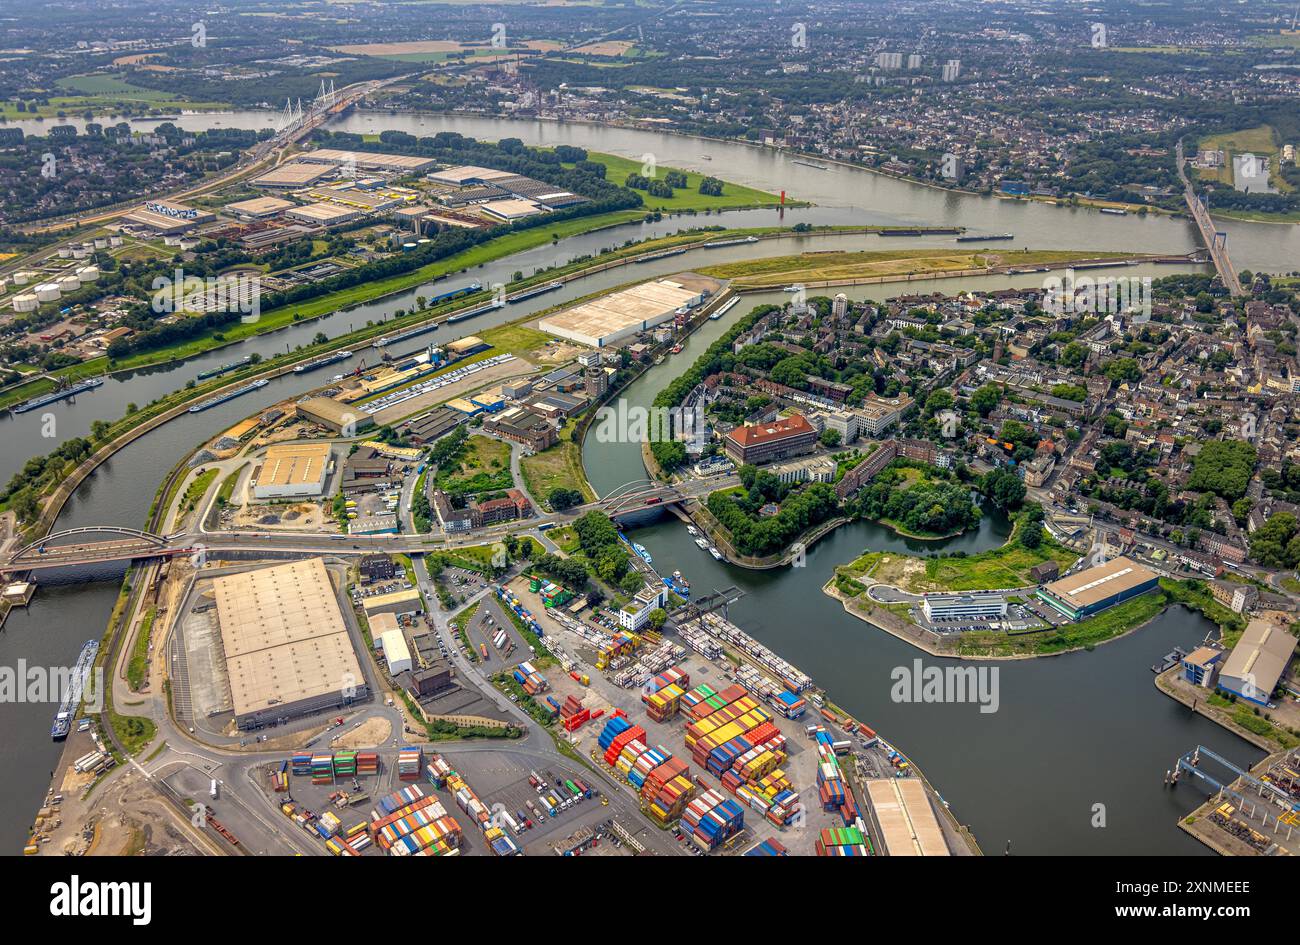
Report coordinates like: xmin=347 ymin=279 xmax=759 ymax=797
xmin=371 ymin=785 xmax=462 ymax=856
xmin=745 ymin=838 xmax=790 ymax=856
xmin=310 ymin=753 xmax=334 ymax=785
xmin=614 ymin=739 xmax=650 ymax=778
xmin=680 ymin=684 xmax=716 ymax=716
xmin=687 ymin=683 xmax=747 ymax=722
xmin=628 ymin=745 xmax=672 ymax=790
xmin=513 ymin=660 xmax=548 ymax=695
xmin=569 ymin=670 xmax=591 ymax=686
xmin=448 ymin=772 xmax=491 ymax=832
xmin=645 ymin=683 xmax=685 ymax=722
xmin=773 ymin=690 xmax=807 ymax=719
xmin=815 ymin=826 xmax=870 ymax=857
xmin=560 ymin=693 xmax=590 ymax=732
xmin=814 ymin=730 xmax=846 ymax=811
xmin=596 ymin=630 xmax=639 ymax=669
xmin=645 ymin=666 xmax=690 ymax=696
xmin=425 ymin=753 xmax=453 ymax=788
xmin=291 ymin=752 xmax=312 ymax=777
xmin=271 ymin=761 xmax=289 ymax=793
xmin=643 ymin=764 xmax=695 ymax=826
xmin=486 ymin=826 xmax=521 ymax=856
xmin=333 ymin=751 xmax=357 ymax=779
xmin=316 ymin=811 xmax=342 ymax=839
xmin=357 ymin=751 xmax=379 ymax=777
xmin=597 ymin=715 xmax=632 ymax=750
xmin=397 ymin=747 xmax=423 ymax=783
xmin=544 ymin=694 xmax=562 ymax=718
xmin=682 ymin=789 xmax=745 ymax=851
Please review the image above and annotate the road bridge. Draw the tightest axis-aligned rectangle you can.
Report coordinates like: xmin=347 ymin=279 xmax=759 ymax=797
xmin=1177 ymin=139 xmax=1245 ymax=297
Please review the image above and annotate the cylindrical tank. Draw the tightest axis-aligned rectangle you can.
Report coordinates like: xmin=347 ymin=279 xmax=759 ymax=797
xmin=34 ymin=283 xmax=62 ymax=302
xmin=11 ymin=294 xmax=39 ymax=312
xmin=109 ymin=235 xmax=123 ymax=247
xmin=75 ymin=266 xmax=100 ymax=282
xmin=57 ymin=248 xmax=71 ymax=259
xmin=11 ymin=271 xmax=33 ymax=285
xmin=93 ymin=237 xmax=107 ymax=249
xmin=72 ymin=247 xmax=88 ymax=259
xmin=58 ymin=276 xmax=82 ymax=292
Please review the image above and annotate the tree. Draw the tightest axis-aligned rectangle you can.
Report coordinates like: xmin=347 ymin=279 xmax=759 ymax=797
xmin=647 ymin=608 xmax=668 ymax=631
xmin=547 ymin=487 xmax=583 ymax=510
xmin=819 ymin=429 xmax=841 ymax=448
xmin=980 ymin=467 xmax=1027 ymax=511
xmin=970 ymin=384 xmax=1001 ymax=417
xmin=1018 ymin=503 xmax=1045 ymax=549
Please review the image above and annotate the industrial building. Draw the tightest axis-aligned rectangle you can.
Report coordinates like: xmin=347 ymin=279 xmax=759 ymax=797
xmin=252 ymin=162 xmax=334 ymax=189
xmin=252 ymin=441 xmax=333 ymax=500
xmin=224 ymin=196 xmax=295 ymax=220
xmin=862 ymin=779 xmax=951 ymax=856
xmin=299 ymin=148 xmax=437 ymax=174
xmin=121 ymin=200 xmax=216 ymax=235
xmin=620 ymin=583 xmax=670 ymax=632
xmin=378 ymin=626 xmax=413 ymax=676
xmin=362 ymin=587 xmax=423 ymax=618
xmin=296 ymin=396 xmax=375 ymax=435
xmin=722 ymin=414 xmax=818 ymax=466
xmin=538 ymin=279 xmax=705 ymax=348
xmin=285 ymin=202 xmax=363 ymax=228
xmin=1036 ymin=556 xmax=1159 ymax=621
xmin=1218 ymin=618 xmax=1297 ymax=706
xmin=212 ymin=559 xmax=368 ymax=730
xmin=922 ymin=592 xmax=1008 ymax=622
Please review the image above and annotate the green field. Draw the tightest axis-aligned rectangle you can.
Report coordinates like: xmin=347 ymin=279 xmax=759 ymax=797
xmin=520 ymin=422 xmax=595 ymax=505
xmin=436 ymin=435 xmax=512 ymax=495
xmin=564 ymin=151 xmax=788 ymax=211
xmin=840 ymin=531 xmax=1078 ymax=595
xmin=1194 ymin=125 xmax=1282 ymax=189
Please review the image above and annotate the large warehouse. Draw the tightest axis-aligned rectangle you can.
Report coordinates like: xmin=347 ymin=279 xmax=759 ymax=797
xmin=1036 ymin=556 xmax=1159 ymax=621
xmin=538 ymin=278 xmax=704 ymax=348
xmin=253 ymin=441 xmax=333 ymax=500
xmin=213 ymin=558 xmax=368 ymax=730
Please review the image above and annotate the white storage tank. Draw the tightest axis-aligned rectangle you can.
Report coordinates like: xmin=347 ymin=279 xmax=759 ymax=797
xmin=75 ymin=266 xmax=100 ymax=282
xmin=93 ymin=237 xmax=107 ymax=249
xmin=71 ymin=247 xmax=88 ymax=259
xmin=12 ymin=294 xmax=39 ymax=313
xmin=34 ymin=283 xmax=62 ymax=302
xmin=109 ymin=235 xmax=123 ymax=247
xmin=12 ymin=271 xmax=33 ymax=285
xmin=57 ymin=247 xmax=71 ymax=259
xmin=58 ymin=276 xmax=82 ymax=292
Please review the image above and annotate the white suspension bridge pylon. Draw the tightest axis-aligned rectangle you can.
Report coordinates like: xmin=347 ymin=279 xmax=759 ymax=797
xmin=273 ymin=80 xmax=338 ymax=138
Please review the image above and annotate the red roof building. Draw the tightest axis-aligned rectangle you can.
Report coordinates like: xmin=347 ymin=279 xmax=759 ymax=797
xmin=723 ymin=414 xmax=818 ymax=466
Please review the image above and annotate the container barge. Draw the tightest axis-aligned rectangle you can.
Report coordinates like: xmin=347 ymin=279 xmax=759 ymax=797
xmin=506 ymin=280 xmax=564 ymax=304
xmin=11 ymin=377 xmax=103 ymax=414
xmin=445 ymin=299 xmax=505 ymax=325
xmin=196 ymin=355 xmax=252 ymax=381
xmin=792 ymin=159 xmax=828 ymax=170
xmin=427 ymin=281 xmax=483 ymax=305
xmin=51 ymin=639 xmax=99 ymax=740
xmin=701 ymin=236 xmax=760 ymax=248
xmin=292 ymin=350 xmax=352 ymax=374
xmin=635 ymin=247 xmax=687 ymax=264
xmin=956 ymin=233 xmax=1014 ymax=243
xmin=187 ymin=378 xmax=268 ymax=413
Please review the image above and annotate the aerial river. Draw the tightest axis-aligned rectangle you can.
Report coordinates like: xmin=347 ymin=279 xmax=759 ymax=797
xmin=0 ymin=109 xmax=1273 ymax=854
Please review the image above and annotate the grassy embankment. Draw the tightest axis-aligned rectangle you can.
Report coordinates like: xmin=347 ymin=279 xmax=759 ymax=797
xmin=520 ymin=420 xmax=597 ymax=506
xmin=563 ymin=151 xmax=793 ymax=212
xmin=701 ymin=248 xmax=1141 ymax=288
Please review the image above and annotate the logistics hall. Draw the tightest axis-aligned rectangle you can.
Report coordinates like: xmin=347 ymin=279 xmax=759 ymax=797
xmin=537 ymin=278 xmax=704 ymax=348
xmin=213 ymin=558 xmax=368 ymax=730
xmin=1036 ymin=556 xmax=1159 ymax=621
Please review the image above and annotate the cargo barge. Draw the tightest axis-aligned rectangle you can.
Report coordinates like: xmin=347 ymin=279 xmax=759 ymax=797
xmin=701 ymin=236 xmax=760 ymax=248
xmin=292 ymin=350 xmax=352 ymax=374
xmin=51 ymin=639 xmax=99 ymax=740
xmin=1099 ymin=207 xmax=1128 ymax=215
xmin=187 ymin=378 xmax=268 ymax=413
xmin=374 ymin=322 xmax=437 ymax=347
xmin=635 ymin=247 xmax=687 ymax=264
xmin=445 ymin=299 xmax=505 ymax=324
xmin=956 ymin=233 xmax=1014 ymax=243
xmin=709 ymin=297 xmax=740 ymax=320
xmin=791 ymin=159 xmax=828 ymax=170
xmin=506 ymin=280 xmax=564 ymax=304
xmin=196 ymin=355 xmax=252 ymax=381
xmin=11 ymin=376 xmax=103 ymax=414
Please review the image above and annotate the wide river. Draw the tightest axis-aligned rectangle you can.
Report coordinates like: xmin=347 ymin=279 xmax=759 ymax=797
xmin=0 ymin=108 xmax=1270 ymax=854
